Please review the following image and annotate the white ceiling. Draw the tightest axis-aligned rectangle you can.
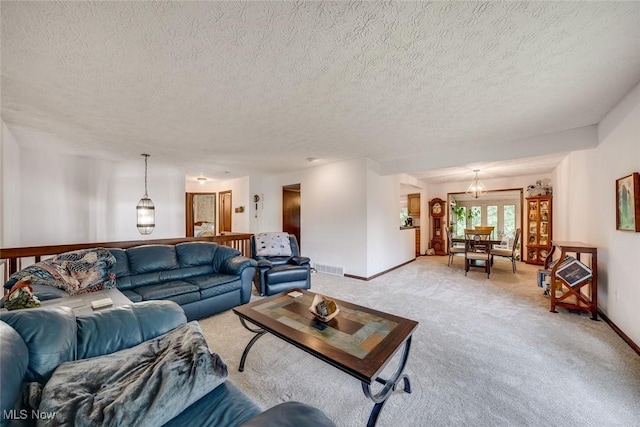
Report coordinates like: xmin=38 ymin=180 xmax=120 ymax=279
xmin=2 ymin=1 xmax=640 ymax=183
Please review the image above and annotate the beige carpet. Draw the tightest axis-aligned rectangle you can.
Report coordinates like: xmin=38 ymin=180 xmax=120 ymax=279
xmin=198 ymin=256 xmax=640 ymax=427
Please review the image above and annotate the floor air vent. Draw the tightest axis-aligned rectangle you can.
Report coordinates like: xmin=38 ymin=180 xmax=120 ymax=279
xmin=314 ymin=264 xmax=344 ymax=276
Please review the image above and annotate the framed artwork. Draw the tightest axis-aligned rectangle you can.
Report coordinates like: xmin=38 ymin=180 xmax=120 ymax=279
xmin=616 ymin=173 xmax=640 ymax=232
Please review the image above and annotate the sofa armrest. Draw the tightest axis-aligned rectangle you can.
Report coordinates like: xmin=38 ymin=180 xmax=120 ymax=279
xmin=1 ymin=307 xmax=77 ymax=383
xmin=76 ymin=300 xmax=187 ymax=360
xmin=239 ymin=402 xmax=336 ymax=427
xmin=0 ymin=322 xmax=29 ymax=420
xmin=289 ymin=256 xmax=310 ymax=266
xmin=256 ymin=259 xmax=272 ymax=270
xmin=221 ymin=256 xmax=258 ymax=276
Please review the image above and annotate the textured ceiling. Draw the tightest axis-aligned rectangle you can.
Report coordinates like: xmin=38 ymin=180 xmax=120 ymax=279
xmin=411 ymin=152 xmax=569 ymax=184
xmin=2 ymin=1 xmax=640 ymax=182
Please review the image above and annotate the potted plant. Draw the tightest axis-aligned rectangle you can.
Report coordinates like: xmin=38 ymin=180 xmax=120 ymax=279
xmin=450 ymin=201 xmax=478 ymax=233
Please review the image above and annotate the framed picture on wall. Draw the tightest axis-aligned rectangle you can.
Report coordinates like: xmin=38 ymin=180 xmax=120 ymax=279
xmin=616 ymin=172 xmax=640 ymax=232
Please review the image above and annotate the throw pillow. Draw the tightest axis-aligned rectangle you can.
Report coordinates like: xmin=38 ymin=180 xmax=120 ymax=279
xmin=38 ymin=322 xmax=227 ymax=427
xmin=254 ymin=232 xmax=292 ymax=257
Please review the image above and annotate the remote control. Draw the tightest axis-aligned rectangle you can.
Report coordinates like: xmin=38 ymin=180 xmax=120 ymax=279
xmin=91 ymin=298 xmax=113 ymax=310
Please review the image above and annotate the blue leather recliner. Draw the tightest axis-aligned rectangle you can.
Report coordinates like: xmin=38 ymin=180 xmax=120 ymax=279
xmin=250 ymin=234 xmax=311 ymax=296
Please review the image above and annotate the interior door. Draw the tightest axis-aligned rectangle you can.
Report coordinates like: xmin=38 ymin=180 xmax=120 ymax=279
xmin=185 ymin=193 xmax=216 ymax=237
xmin=219 ymin=191 xmax=232 ymax=233
xmin=282 ymin=184 xmax=301 ymax=247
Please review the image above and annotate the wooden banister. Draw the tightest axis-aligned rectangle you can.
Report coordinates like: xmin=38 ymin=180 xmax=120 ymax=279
xmin=0 ymin=234 xmax=253 ymax=278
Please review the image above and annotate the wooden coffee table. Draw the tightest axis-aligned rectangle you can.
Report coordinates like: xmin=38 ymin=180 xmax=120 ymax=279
xmin=233 ymin=289 xmax=418 ymax=427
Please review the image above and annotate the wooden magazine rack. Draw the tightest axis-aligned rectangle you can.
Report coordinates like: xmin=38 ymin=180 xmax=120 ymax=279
xmin=545 ymin=241 xmax=598 ymax=320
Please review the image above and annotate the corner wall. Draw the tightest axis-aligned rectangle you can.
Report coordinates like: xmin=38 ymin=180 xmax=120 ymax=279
xmin=250 ymin=158 xmax=415 ymax=278
xmin=553 ymin=82 xmax=640 ymax=346
xmin=1 ymin=122 xmax=21 ymax=247
xmin=256 ymin=158 xmax=369 ymax=277
xmin=366 ymin=160 xmax=416 ymax=277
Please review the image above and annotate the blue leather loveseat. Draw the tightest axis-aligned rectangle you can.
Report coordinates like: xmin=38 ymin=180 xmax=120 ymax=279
xmin=0 ymin=301 xmax=335 ymax=427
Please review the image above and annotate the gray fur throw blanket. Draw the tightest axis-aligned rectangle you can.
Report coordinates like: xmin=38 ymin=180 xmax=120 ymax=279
xmin=37 ymin=322 xmax=228 ymax=427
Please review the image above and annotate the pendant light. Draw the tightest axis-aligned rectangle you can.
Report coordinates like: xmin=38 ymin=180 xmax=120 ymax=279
xmin=137 ymin=154 xmax=155 ymax=234
xmin=466 ymin=169 xmax=487 ymax=199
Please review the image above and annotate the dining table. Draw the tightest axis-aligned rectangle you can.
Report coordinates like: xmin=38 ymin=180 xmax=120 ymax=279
xmin=451 ymin=238 xmax=506 ymax=248
xmin=451 ymin=237 xmax=508 ymax=270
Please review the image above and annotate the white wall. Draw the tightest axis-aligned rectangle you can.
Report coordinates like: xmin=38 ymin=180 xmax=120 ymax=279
xmin=217 ymin=176 xmax=251 ymax=233
xmin=283 ymin=158 xmax=369 ymax=277
xmin=249 ymin=173 xmax=280 ymax=233
xmin=4 ymin=144 xmax=185 ymax=246
xmin=428 ymin=173 xmax=553 ymax=202
xmin=249 ymin=158 xmax=416 ymax=278
xmin=427 ymin=173 xmax=552 ymax=245
xmin=366 ymin=160 xmax=416 ymax=276
xmin=185 ymin=179 xmax=218 ymax=194
xmin=554 ymin=82 xmax=640 ymax=346
xmin=1 ymin=122 xmax=22 ymax=247
xmin=106 ymin=160 xmax=185 ymax=241
xmin=17 ymin=148 xmax=110 ymax=245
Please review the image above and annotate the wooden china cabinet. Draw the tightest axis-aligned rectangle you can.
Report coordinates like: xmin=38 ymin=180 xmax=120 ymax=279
xmin=525 ymin=196 xmax=552 ymax=265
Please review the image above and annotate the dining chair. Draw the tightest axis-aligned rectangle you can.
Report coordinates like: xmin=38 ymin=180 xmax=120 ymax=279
xmin=446 ymin=226 xmax=466 ymax=266
xmin=464 ymin=228 xmax=491 ymax=278
xmin=491 ymin=228 xmax=521 ymax=273
xmin=474 ymin=226 xmax=495 ymax=239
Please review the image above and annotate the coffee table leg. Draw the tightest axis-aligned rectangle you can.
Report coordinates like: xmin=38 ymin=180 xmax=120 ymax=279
xmin=361 ymin=336 xmax=413 ymax=427
xmin=238 ymin=318 xmax=267 ymax=372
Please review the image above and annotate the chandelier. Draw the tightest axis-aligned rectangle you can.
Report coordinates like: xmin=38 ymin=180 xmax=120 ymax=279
xmin=136 ymin=154 xmax=155 ymax=235
xmin=466 ymin=169 xmax=487 ymax=199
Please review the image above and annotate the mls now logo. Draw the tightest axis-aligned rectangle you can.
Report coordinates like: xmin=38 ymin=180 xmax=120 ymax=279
xmin=3 ymin=409 xmax=56 ymax=420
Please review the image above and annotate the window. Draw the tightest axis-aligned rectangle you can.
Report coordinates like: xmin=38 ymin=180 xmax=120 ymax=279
xmin=400 ymin=207 xmax=408 ymax=224
xmin=503 ymin=204 xmax=516 ymax=238
xmin=471 ymin=206 xmax=481 ymax=228
xmin=455 ymin=207 xmax=467 ymax=238
xmin=449 ymin=192 xmax=521 ymax=241
xmin=487 ymin=206 xmax=498 ymax=239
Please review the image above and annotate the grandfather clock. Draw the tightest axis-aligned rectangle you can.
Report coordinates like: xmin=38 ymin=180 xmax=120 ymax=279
xmin=429 ymin=198 xmax=446 ymax=255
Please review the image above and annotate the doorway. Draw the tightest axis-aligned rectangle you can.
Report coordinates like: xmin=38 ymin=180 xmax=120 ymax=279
xmin=219 ymin=191 xmax=232 ymax=233
xmin=447 ymin=188 xmax=524 ymax=258
xmin=282 ymin=184 xmax=301 ymax=246
xmin=185 ymin=193 xmax=216 ymax=237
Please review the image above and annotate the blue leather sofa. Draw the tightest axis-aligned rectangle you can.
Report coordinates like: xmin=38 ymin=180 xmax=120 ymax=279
xmin=107 ymin=242 xmax=257 ymax=321
xmin=3 ymin=242 xmax=257 ymax=322
xmin=0 ymin=301 xmax=335 ymax=427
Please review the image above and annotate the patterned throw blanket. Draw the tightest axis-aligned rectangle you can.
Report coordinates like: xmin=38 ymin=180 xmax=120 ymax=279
xmin=7 ymin=248 xmax=116 ymax=296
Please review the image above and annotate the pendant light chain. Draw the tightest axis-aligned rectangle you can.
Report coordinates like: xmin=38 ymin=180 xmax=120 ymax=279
xmin=143 ymin=154 xmax=149 ymax=197
xmin=137 ymin=153 xmax=155 ymax=235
